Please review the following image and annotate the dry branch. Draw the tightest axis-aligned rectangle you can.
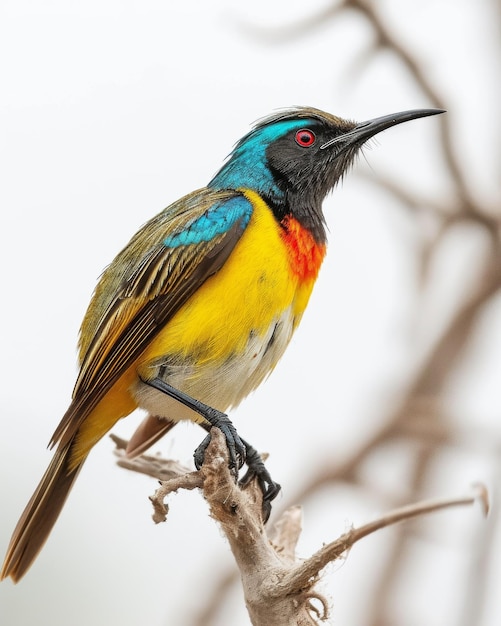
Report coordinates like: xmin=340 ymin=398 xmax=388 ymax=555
xmin=113 ymin=432 xmax=486 ymax=626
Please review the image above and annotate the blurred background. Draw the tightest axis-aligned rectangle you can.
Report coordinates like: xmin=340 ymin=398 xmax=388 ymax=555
xmin=1 ymin=1 xmax=499 ymax=624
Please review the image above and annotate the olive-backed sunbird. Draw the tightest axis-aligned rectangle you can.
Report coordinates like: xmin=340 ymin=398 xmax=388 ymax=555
xmin=1 ymin=106 xmax=443 ymax=582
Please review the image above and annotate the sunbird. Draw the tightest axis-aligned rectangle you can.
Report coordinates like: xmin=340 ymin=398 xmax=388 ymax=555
xmin=1 ymin=106 xmax=443 ymax=582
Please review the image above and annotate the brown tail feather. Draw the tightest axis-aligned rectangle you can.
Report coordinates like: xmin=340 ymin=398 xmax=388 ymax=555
xmin=125 ymin=415 xmax=177 ymax=458
xmin=1 ymin=444 xmax=85 ymax=583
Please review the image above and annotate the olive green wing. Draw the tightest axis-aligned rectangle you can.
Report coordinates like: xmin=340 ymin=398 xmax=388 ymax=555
xmin=51 ymin=188 xmax=253 ymax=448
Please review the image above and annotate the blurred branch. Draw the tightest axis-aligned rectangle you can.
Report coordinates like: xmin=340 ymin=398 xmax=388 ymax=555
xmin=350 ymin=0 xmax=444 ymax=109
xmin=237 ymin=1 xmax=347 ymax=43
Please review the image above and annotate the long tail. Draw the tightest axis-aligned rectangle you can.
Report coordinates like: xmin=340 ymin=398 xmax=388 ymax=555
xmin=1 ymin=443 xmax=86 ymax=583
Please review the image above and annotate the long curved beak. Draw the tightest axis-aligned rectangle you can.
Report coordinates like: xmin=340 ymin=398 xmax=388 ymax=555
xmin=320 ymin=108 xmax=445 ymax=150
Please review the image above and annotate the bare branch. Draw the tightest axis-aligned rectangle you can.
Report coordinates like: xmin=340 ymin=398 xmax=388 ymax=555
xmin=281 ymin=484 xmax=487 ymax=596
xmin=113 ymin=433 xmax=486 ymax=626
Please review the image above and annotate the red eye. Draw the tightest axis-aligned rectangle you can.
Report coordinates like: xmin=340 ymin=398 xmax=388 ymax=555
xmin=295 ymin=129 xmax=316 ymax=147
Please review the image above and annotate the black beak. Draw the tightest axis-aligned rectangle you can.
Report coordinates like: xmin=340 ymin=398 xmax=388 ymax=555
xmin=320 ymin=108 xmax=445 ymax=150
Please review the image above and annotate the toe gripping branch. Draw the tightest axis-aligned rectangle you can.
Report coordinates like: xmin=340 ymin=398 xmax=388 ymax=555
xmin=143 ymin=376 xmax=281 ymax=520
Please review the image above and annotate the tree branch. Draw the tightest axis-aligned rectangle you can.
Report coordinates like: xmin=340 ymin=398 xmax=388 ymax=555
xmin=112 ymin=432 xmax=486 ymax=626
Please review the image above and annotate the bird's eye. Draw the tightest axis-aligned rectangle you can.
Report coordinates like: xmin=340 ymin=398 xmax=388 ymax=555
xmin=295 ymin=129 xmax=316 ymax=147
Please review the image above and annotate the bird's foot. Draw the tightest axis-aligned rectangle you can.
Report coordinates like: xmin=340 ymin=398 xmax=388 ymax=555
xmin=142 ymin=375 xmax=280 ymax=521
xmin=193 ymin=411 xmax=246 ymax=475
xmin=195 ymin=427 xmax=281 ymax=523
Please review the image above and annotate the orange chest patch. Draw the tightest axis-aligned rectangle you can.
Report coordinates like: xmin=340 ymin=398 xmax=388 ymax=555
xmin=280 ymin=215 xmax=326 ymax=281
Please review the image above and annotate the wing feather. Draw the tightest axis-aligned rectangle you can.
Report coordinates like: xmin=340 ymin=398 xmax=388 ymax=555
xmin=51 ymin=188 xmax=252 ymax=448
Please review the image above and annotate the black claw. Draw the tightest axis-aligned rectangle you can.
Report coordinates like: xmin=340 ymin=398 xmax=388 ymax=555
xmin=239 ymin=439 xmax=281 ymax=522
xmin=261 ymin=500 xmax=272 ymax=524
xmin=195 ymin=431 xmax=281 ymax=522
xmin=193 ymin=433 xmax=211 ymax=470
xmin=193 ymin=416 xmax=246 ymax=472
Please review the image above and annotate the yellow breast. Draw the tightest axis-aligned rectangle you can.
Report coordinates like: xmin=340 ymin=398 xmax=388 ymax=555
xmin=138 ymin=190 xmax=318 ymax=370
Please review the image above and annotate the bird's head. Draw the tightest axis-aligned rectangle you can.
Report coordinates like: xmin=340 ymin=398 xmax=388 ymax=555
xmin=210 ymin=106 xmax=444 ymax=242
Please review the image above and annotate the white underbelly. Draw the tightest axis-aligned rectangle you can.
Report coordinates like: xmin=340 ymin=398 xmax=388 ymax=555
xmin=132 ymin=307 xmax=296 ymax=423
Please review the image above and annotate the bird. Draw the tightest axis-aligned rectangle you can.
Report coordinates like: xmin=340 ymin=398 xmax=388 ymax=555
xmin=1 ymin=105 xmax=443 ymax=582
